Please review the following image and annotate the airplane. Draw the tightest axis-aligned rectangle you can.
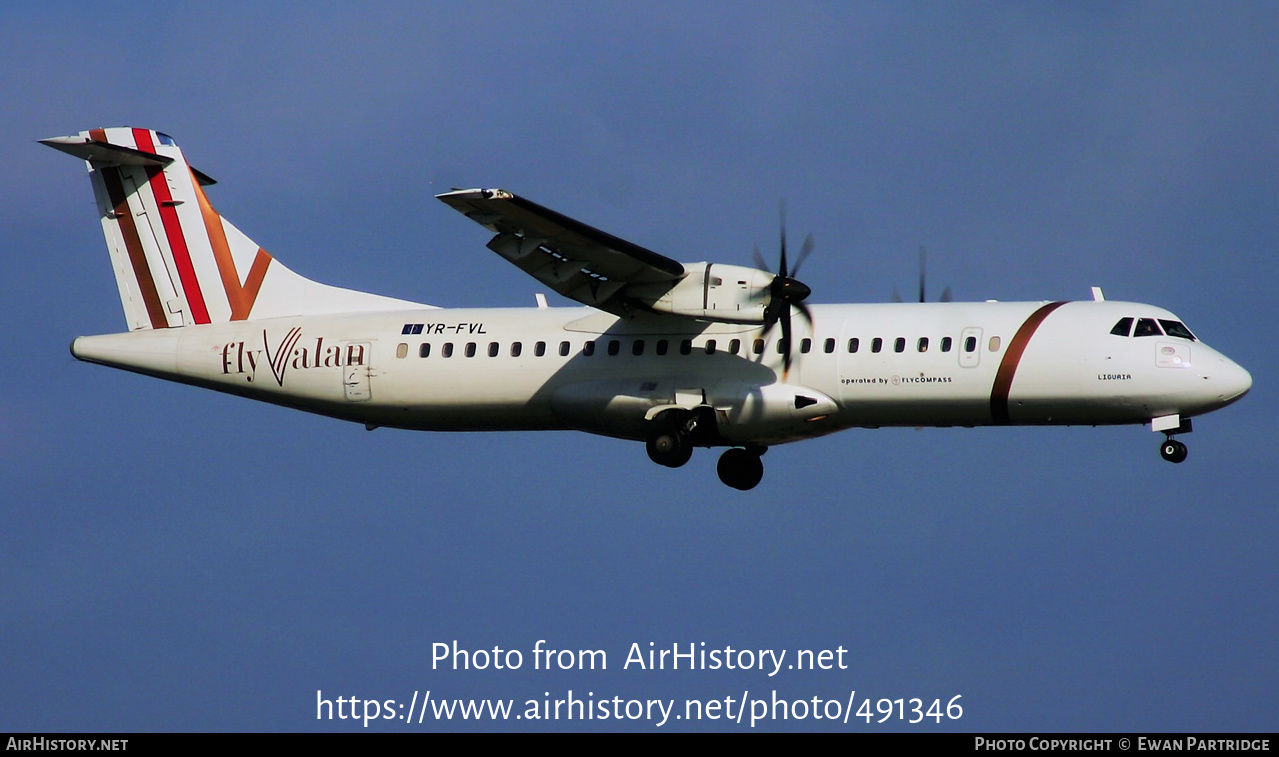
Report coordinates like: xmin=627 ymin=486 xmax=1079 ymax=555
xmin=43 ymin=127 xmax=1253 ymax=490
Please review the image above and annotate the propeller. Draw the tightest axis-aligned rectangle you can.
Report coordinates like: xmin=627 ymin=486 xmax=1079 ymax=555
xmin=892 ymin=246 xmax=952 ymax=303
xmin=753 ymin=203 xmax=814 ymax=377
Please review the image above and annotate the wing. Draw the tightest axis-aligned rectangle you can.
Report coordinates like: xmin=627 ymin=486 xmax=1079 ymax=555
xmin=437 ymin=188 xmax=685 ymax=315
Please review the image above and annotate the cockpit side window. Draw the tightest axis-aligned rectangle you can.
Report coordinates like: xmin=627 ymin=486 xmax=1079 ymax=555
xmin=1158 ymin=319 xmax=1196 ymax=341
xmin=1110 ymin=317 xmax=1133 ymax=337
xmin=1133 ymin=318 xmax=1163 ymax=337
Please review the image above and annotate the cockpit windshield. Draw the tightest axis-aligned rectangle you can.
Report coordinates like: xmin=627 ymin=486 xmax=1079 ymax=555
xmin=1134 ymin=318 xmax=1162 ymax=337
xmin=1159 ymin=319 xmax=1196 ymax=341
xmin=1110 ymin=316 xmax=1196 ymax=341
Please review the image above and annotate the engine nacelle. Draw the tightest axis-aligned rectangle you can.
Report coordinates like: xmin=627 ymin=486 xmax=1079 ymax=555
xmin=633 ymin=263 xmax=775 ymax=323
xmin=710 ymin=381 xmax=839 ymax=444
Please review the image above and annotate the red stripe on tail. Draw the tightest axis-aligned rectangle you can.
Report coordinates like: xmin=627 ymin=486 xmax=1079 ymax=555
xmin=131 ymin=128 xmax=211 ymax=324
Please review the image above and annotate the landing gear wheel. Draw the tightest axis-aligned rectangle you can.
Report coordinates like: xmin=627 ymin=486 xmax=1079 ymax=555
xmin=647 ymin=431 xmax=693 ymax=468
xmin=717 ymin=448 xmax=764 ymax=490
xmin=1161 ymin=439 xmax=1188 ymax=464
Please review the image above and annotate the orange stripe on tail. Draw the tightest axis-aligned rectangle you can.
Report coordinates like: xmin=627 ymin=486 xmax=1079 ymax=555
xmin=191 ymin=171 xmax=273 ymax=320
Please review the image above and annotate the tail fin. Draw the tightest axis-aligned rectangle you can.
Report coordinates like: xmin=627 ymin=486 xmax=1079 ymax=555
xmin=43 ymin=127 xmax=428 ymax=330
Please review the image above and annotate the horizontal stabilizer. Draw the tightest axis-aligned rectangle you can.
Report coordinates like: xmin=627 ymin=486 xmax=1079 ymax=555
xmin=40 ymin=135 xmax=173 ymax=168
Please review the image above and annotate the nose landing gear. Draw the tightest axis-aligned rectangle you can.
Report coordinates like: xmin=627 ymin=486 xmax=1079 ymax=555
xmin=1160 ymin=437 xmax=1188 ymax=464
xmin=1154 ymin=415 xmax=1192 ymax=464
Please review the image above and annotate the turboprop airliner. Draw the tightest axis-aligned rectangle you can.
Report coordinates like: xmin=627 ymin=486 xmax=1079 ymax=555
xmin=43 ymin=127 xmax=1252 ymax=490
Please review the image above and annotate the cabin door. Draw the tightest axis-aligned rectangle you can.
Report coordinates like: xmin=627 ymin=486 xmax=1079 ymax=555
xmin=342 ymin=341 xmax=372 ymax=401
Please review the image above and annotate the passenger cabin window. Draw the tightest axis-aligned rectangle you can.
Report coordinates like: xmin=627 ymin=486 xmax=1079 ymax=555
xmin=607 ymin=339 xmax=620 ymax=356
xmin=777 ymin=338 xmax=789 ymax=354
xmin=559 ymin=341 xmax=570 ymax=357
xmin=1159 ymin=320 xmax=1196 ymax=341
xmin=964 ymin=336 xmax=977 ymax=353
xmin=871 ymin=338 xmax=883 ymax=353
xmin=419 ymin=343 xmax=431 ymax=358
xmin=1110 ymin=317 xmax=1134 ymax=337
xmin=465 ymin=342 xmax=477 ymax=358
xmin=894 ymin=337 xmax=905 ymax=353
xmin=753 ymin=339 xmax=765 ymax=355
xmin=488 ymin=342 xmax=499 ymax=357
xmin=680 ymin=339 xmax=692 ymax=355
xmin=510 ymin=342 xmax=522 ymax=357
xmin=824 ymin=338 xmax=835 ymax=354
xmin=633 ymin=340 xmax=645 ymax=356
xmin=705 ymin=339 xmax=717 ymax=355
xmin=656 ymin=339 xmax=669 ymax=356
xmin=988 ymin=336 xmax=1001 ymax=352
xmin=1133 ymin=318 xmax=1163 ymax=337
xmin=729 ymin=339 xmax=741 ymax=355
xmin=582 ymin=340 xmax=595 ymax=356
xmin=941 ymin=337 xmax=952 ymax=352
xmin=535 ymin=341 xmax=546 ymax=357
xmin=442 ymin=343 xmax=454 ymax=358
xmin=917 ymin=337 xmax=929 ymax=353
xmin=396 ymin=343 xmax=408 ymax=359
xmin=848 ymin=338 xmax=859 ymax=353
xmin=800 ymin=338 xmax=811 ymax=354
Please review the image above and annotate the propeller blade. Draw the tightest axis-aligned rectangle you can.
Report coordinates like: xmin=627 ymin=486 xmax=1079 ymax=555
xmin=792 ymin=233 xmax=815 ymax=279
xmin=780 ymin=305 xmax=793 ymax=376
xmin=751 ymin=244 xmax=768 ymax=273
xmin=892 ymin=245 xmax=952 ymax=301
xmin=918 ymin=246 xmax=927 ymax=303
xmin=747 ymin=199 xmax=815 ymax=378
xmin=795 ymin=301 xmax=813 ymax=328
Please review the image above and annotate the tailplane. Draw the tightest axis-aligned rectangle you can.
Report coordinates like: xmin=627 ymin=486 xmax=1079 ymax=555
xmin=43 ymin=127 xmax=428 ymax=330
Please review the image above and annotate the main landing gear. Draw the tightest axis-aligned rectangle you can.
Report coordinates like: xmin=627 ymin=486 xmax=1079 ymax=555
xmin=717 ymin=447 xmax=766 ymax=491
xmin=645 ymin=408 xmax=712 ymax=469
xmin=646 ymin=429 xmax=693 ymax=468
xmin=644 ymin=408 xmax=767 ymax=489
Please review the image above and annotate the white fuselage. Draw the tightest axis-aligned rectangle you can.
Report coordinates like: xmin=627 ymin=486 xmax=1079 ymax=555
xmin=70 ymin=299 xmax=1252 ymax=447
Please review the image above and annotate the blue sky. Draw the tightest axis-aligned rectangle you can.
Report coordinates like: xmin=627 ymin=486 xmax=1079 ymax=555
xmin=2 ymin=2 xmax=1275 ymax=731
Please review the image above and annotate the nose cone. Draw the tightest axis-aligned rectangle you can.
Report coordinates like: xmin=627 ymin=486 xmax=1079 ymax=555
xmin=1218 ymin=358 xmax=1253 ymax=406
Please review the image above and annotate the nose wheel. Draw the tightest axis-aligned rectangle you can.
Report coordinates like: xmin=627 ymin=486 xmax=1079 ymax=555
xmin=1160 ymin=438 xmax=1188 ymax=464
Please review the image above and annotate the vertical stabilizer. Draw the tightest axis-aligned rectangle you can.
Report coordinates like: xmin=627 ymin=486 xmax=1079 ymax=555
xmin=43 ymin=127 xmax=429 ymax=330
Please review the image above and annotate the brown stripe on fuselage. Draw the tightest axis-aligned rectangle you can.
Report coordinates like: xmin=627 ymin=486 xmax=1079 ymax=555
xmin=100 ymin=166 xmax=169 ymax=329
xmin=990 ymin=301 xmax=1069 ymax=425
